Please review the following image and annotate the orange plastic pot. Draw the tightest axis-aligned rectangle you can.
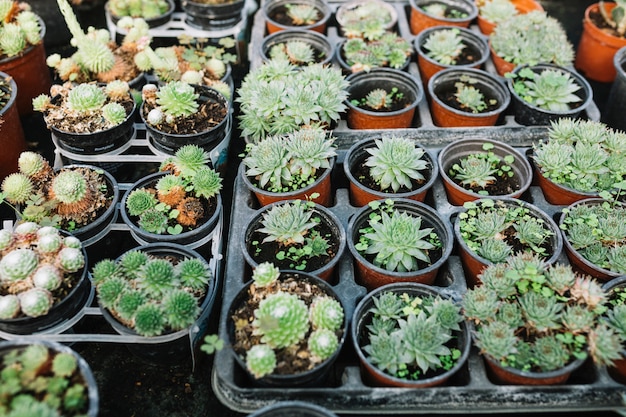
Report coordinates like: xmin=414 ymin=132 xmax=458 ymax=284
xmin=408 ymin=0 xmax=477 ymax=35
xmin=532 ymin=164 xmax=599 ymax=206
xmin=263 ymin=0 xmax=331 ymax=34
xmin=489 ymin=41 xmax=517 ymax=76
xmin=575 ymin=3 xmax=626 ymax=82
xmin=483 ymin=353 xmax=585 ymax=385
xmin=0 ymin=73 xmax=26 ymax=182
xmin=476 ymin=0 xmax=544 ymax=36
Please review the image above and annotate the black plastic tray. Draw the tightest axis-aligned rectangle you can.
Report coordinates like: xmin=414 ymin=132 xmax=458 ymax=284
xmin=211 ymin=139 xmax=626 ymax=414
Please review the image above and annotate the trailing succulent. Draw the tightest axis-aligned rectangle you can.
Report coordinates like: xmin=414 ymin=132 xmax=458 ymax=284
xmin=0 ymin=222 xmax=85 ymax=320
xmin=458 ymin=199 xmax=554 ymax=264
xmin=341 ymin=32 xmax=412 ymax=73
xmin=362 ymin=290 xmax=463 ymax=380
xmin=1 ymin=151 xmax=113 ymax=231
xmin=448 ymin=142 xmax=516 ymax=195
xmin=0 ymin=0 xmax=42 ymax=59
xmin=533 ymin=118 xmax=626 ymax=195
xmin=463 ymin=252 xmax=625 ymax=372
xmin=362 ymin=136 xmax=430 ymax=193
xmin=242 ymin=126 xmax=336 ymax=193
xmin=232 ymin=262 xmax=345 ymax=379
xmin=355 ymin=199 xmax=442 ymax=272
xmin=32 ymin=80 xmax=134 ymax=134
xmin=125 ymin=144 xmax=222 ymax=235
xmin=91 ymin=247 xmax=212 ymax=337
xmin=237 ymin=59 xmax=349 ymax=143
xmin=0 ymin=343 xmax=91 ymax=416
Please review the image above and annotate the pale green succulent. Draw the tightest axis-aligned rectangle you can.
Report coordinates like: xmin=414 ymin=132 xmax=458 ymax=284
xmin=422 ymin=28 xmax=465 ymax=66
xmin=192 ymin=166 xmax=223 ymax=199
xmin=342 ymin=33 xmax=412 ymax=72
xmin=269 ymin=40 xmax=316 ymax=66
xmin=339 ymin=0 xmax=393 ymax=40
xmin=308 ymin=328 xmax=339 ymax=360
xmin=251 ymin=262 xmax=281 ymax=287
xmin=511 ymin=67 xmax=582 ymax=112
xmin=478 ymin=0 xmax=518 ymax=24
xmin=0 ymin=294 xmax=20 ymax=319
xmin=155 ymin=81 xmax=200 ymax=118
xmin=599 ymin=0 xmax=626 ymax=36
xmin=257 ymin=200 xmax=319 ymax=245
xmin=0 ymin=1 xmax=41 ymax=57
xmin=51 ymin=171 xmax=88 ymax=204
xmin=18 ymin=287 xmax=53 ymax=317
xmin=169 ymin=144 xmax=211 ymax=177
xmin=245 ymin=344 xmax=277 ymax=379
xmin=309 ymin=296 xmax=344 ymax=331
xmin=108 ymin=0 xmax=170 ymax=18
xmin=252 ymin=292 xmax=310 ymax=349
xmin=364 ymin=136 xmax=429 ymax=193
xmin=284 ymin=3 xmax=320 ymax=25
xmin=1 ymin=173 xmax=34 ymax=204
xmin=102 ymin=102 xmax=128 ymax=125
xmin=364 ymin=88 xmax=391 ymax=110
xmin=454 ymin=82 xmax=488 ymax=113
xmin=17 ymin=151 xmax=46 ymax=177
xmin=450 ymin=155 xmax=498 ymax=190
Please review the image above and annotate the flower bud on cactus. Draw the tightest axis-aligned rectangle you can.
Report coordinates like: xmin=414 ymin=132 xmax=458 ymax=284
xmin=308 ymin=328 xmax=339 ymax=360
xmin=0 ymin=294 xmax=20 ymax=319
xmin=251 ymin=262 xmax=280 ymax=287
xmin=1 ymin=173 xmax=34 ymax=204
xmin=309 ymin=296 xmax=344 ymax=331
xmin=253 ymin=292 xmax=310 ymax=349
xmin=245 ymin=344 xmax=277 ymax=379
xmin=0 ymin=249 xmax=38 ymax=282
xmin=57 ymin=247 xmax=85 ymax=273
xmin=19 ymin=287 xmax=53 ymax=317
xmin=32 ymin=264 xmax=62 ymax=291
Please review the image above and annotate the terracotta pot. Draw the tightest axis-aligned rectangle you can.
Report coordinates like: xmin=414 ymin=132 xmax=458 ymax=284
xmin=507 ymin=63 xmax=593 ymax=126
xmin=343 ymin=137 xmax=437 ymax=206
xmin=476 ymin=0 xmax=544 ymax=36
xmin=603 ymin=45 xmax=626 ymax=131
xmin=489 ymin=41 xmax=517 ymax=76
xmin=415 ymin=25 xmax=489 ymax=85
xmin=532 ymin=164 xmax=599 ymax=206
xmin=407 ymin=0 xmax=478 ymax=35
xmin=260 ymin=29 xmax=335 ymax=66
xmin=483 ymin=352 xmax=585 ymax=385
xmin=351 ymin=282 xmax=471 ymax=387
xmin=240 ymin=157 xmax=335 ymax=207
xmin=428 ymin=67 xmax=511 ymax=127
xmin=559 ymin=198 xmax=625 ymax=282
xmin=437 ymin=138 xmax=532 ymax=206
xmin=346 ymin=198 xmax=453 ymax=291
xmin=262 ymin=0 xmax=332 ymax=34
xmin=241 ymin=200 xmax=346 ymax=281
xmin=602 ymin=276 xmax=626 ymax=384
xmin=0 ymin=72 xmax=26 ymax=182
xmin=575 ymin=2 xmax=626 ymax=83
xmin=345 ymin=68 xmax=423 ymax=129
xmin=454 ymin=197 xmax=564 ymax=287
xmin=0 ymin=19 xmax=52 ymax=116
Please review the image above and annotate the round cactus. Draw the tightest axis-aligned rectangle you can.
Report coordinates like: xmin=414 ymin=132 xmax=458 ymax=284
xmin=120 ymin=249 xmax=149 ymax=277
xmin=0 ymin=249 xmax=38 ymax=282
xmin=137 ymin=209 xmax=169 ymax=234
xmin=252 ymin=292 xmax=310 ymax=349
xmin=63 ymin=236 xmax=82 ymax=249
xmin=175 ymin=258 xmax=210 ymax=291
xmin=115 ymin=289 xmax=147 ymax=321
xmin=0 ymin=294 xmax=20 ymax=319
xmin=37 ymin=226 xmax=59 ymax=237
xmin=90 ymin=259 xmax=119 ymax=285
xmin=309 ymin=296 xmax=344 ymax=331
xmin=52 ymin=352 xmax=78 ymax=377
xmin=0 ymin=229 xmax=13 ymax=251
xmin=245 ymin=344 xmax=277 ymax=379
xmin=138 ymin=258 xmax=176 ymax=296
xmin=67 ymin=83 xmax=107 ymax=113
xmin=17 ymin=151 xmax=46 ymax=177
xmin=13 ymin=222 xmax=39 ymax=239
xmin=307 ymin=328 xmax=339 ymax=360
xmin=51 ymin=171 xmax=88 ymax=204
xmin=251 ymin=262 xmax=280 ymax=288
xmin=56 ymin=247 xmax=85 ymax=273
xmin=1 ymin=173 xmax=34 ymax=204
xmin=18 ymin=288 xmax=53 ymax=317
xmin=97 ymin=276 xmax=129 ymax=309
xmin=102 ymin=102 xmax=127 ymax=125
xmin=163 ymin=289 xmax=200 ymax=330
xmin=32 ymin=265 xmax=62 ymax=291
xmin=37 ymin=233 xmax=63 ymax=254
xmin=134 ymin=303 xmax=166 ymax=337
xmin=104 ymin=79 xmax=130 ymax=99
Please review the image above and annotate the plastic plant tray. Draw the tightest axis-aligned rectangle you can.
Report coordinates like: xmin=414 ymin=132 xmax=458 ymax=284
xmin=211 ymin=139 xmax=626 ymax=414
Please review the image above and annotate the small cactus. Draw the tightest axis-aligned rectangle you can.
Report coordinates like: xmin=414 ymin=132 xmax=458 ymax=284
xmin=0 ymin=294 xmax=20 ymax=319
xmin=245 ymin=344 xmax=277 ymax=379
xmin=175 ymin=258 xmax=210 ymax=291
xmin=308 ymin=328 xmax=339 ymax=360
xmin=163 ymin=288 xmax=200 ymax=330
xmin=0 ymin=249 xmax=38 ymax=282
xmin=102 ymin=102 xmax=128 ymax=125
xmin=1 ymin=173 xmax=34 ymax=204
xmin=37 ymin=233 xmax=63 ymax=254
xmin=253 ymin=292 xmax=310 ymax=349
xmin=57 ymin=247 xmax=85 ymax=273
xmin=155 ymin=81 xmax=199 ymax=118
xmin=309 ymin=296 xmax=344 ymax=331
xmin=251 ymin=262 xmax=280 ymax=287
xmin=18 ymin=287 xmax=53 ymax=317
xmin=31 ymin=265 xmax=62 ymax=291
xmin=133 ymin=303 xmax=166 ymax=337
xmin=17 ymin=151 xmax=46 ymax=177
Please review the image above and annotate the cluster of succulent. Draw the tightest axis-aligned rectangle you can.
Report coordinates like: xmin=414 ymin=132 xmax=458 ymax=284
xmin=252 ymin=199 xmax=331 ymax=271
xmin=355 ymin=199 xmax=442 ymax=272
xmin=47 ymin=0 xmax=149 ymax=83
xmin=421 ymin=2 xmax=468 ymax=19
xmin=1 ymin=151 xmax=113 ymax=230
xmin=533 ymin=118 xmax=626 ymax=194
xmin=341 ymin=32 xmax=412 ymax=73
xmin=463 ymin=252 xmax=625 ymax=372
xmin=125 ymin=144 xmax=222 ymax=235
xmin=561 ymin=200 xmax=626 ymax=274
xmin=33 ymin=80 xmax=134 ymax=134
xmin=352 ymin=86 xmax=404 ymax=111
xmin=448 ymin=142 xmax=515 ymax=194
xmin=507 ymin=67 xmax=582 ymax=111
xmin=268 ymin=40 xmax=318 ymax=66
xmin=242 ymin=126 xmax=336 ymax=193
xmin=284 ymin=3 xmax=320 ymax=26
xmin=237 ymin=59 xmax=349 ymax=143
xmin=422 ymin=27 xmax=465 ymax=66
xmin=234 ymin=262 xmax=345 ymax=379
xmin=362 ymin=289 xmax=463 ymax=379
xmin=476 ymin=0 xmax=518 ymax=25
xmin=107 ymin=0 xmax=171 ymax=19
xmin=458 ymin=199 xmax=554 ymax=264
xmin=0 ymin=222 xmax=85 ymax=319
xmin=362 ymin=136 xmax=430 ymax=193
xmin=490 ymin=11 xmax=574 ymax=69
xmin=91 ymin=247 xmax=211 ymax=337
xmin=453 ymin=77 xmax=491 ymax=114
xmin=0 ymin=343 xmax=90 ymax=416
xmin=600 ymin=0 xmax=626 ymax=37
xmin=134 ymin=35 xmax=236 ymax=97
xmin=339 ymin=0 xmax=394 ymax=40
xmin=0 ymin=0 xmax=41 ymax=59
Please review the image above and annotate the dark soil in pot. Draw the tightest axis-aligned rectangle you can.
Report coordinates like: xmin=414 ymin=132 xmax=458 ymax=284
xmin=350 ymin=156 xmax=432 ymax=195
xmin=449 ymin=167 xmax=521 ymax=196
xmin=435 ymin=83 xmax=502 ymax=113
xmin=142 ymin=97 xmax=227 ymax=135
xmin=419 ymin=40 xmax=483 ymax=65
xmin=267 ymin=4 xmax=325 ymax=27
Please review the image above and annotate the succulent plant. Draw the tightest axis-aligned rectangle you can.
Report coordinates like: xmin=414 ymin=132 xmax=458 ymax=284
xmin=285 ymin=3 xmax=320 ymax=25
xmin=351 ymin=86 xmax=404 ymax=111
xmin=237 ymin=59 xmax=349 ymax=143
xmin=448 ymin=142 xmax=516 ymax=193
xmin=362 ymin=290 xmax=463 ymax=379
xmin=477 ymin=0 xmax=518 ymax=24
xmin=599 ymin=0 xmax=626 ymax=37
xmin=243 ymin=126 xmax=336 ymax=193
xmin=364 ymin=136 xmax=429 ymax=193
xmin=232 ymin=265 xmax=345 ymax=379
xmin=108 ymin=0 xmax=170 ymax=18
xmin=269 ymin=40 xmax=316 ymax=66
xmin=339 ymin=0 xmax=394 ymax=40
xmin=422 ymin=27 xmax=465 ymax=66
xmin=490 ymin=11 xmax=574 ymax=69
xmin=508 ymin=66 xmax=582 ymax=111
xmin=92 ymin=247 xmax=211 ymax=337
xmin=0 ymin=0 xmax=42 ymax=58
xmin=257 ymin=199 xmax=319 ymax=245
xmin=454 ymin=79 xmax=488 ymax=113
xmin=126 ymin=145 xmax=222 ymax=235
xmin=355 ymin=199 xmax=441 ymax=272
xmin=0 ymin=222 xmax=85 ymax=320
xmin=342 ymin=32 xmax=412 ymax=72
xmin=0 ymin=343 xmax=91 ymax=416
xmin=463 ymin=252 xmax=625 ymax=371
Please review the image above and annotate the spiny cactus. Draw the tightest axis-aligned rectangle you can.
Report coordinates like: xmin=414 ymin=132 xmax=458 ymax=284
xmin=308 ymin=328 xmax=339 ymax=360
xmin=138 ymin=258 xmax=176 ymax=296
xmin=309 ymin=296 xmax=344 ymax=331
xmin=245 ymin=344 xmax=277 ymax=379
xmin=133 ymin=302 xmax=166 ymax=337
xmin=1 ymin=173 xmax=34 ymax=204
xmin=163 ymin=288 xmax=200 ymax=330
xmin=253 ymin=292 xmax=310 ymax=349
xmin=0 ymin=294 xmax=20 ymax=319
xmin=251 ymin=262 xmax=280 ymax=287
xmin=176 ymin=258 xmax=211 ymax=291
xmin=18 ymin=287 xmax=53 ymax=317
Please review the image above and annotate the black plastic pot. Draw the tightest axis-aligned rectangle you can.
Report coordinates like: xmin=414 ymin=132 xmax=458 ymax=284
xmin=142 ymin=85 xmax=230 ymax=156
xmin=260 ymin=29 xmax=335 ymax=66
xmin=248 ymin=401 xmax=339 ymax=416
xmin=181 ymin=0 xmax=246 ymax=30
xmin=603 ymin=45 xmax=626 ymax=132
xmin=507 ymin=63 xmax=593 ymax=126
xmin=335 ymin=38 xmax=411 ymax=74
xmin=120 ymin=171 xmax=223 ymax=248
